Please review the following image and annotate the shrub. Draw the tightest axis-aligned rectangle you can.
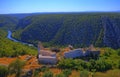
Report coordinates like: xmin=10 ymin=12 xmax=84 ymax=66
xmin=55 ymin=73 xmax=65 ymax=77
xmin=117 ymin=49 xmax=120 ymax=56
xmin=40 ymin=66 xmax=49 ymax=72
xmin=80 ymin=70 xmax=89 ymax=77
xmin=43 ymin=71 xmax=53 ymax=77
xmin=0 ymin=66 xmax=9 ymax=77
xmin=8 ymin=59 xmax=25 ymax=77
xmin=62 ymin=69 xmax=72 ymax=77
xmin=33 ymin=70 xmax=40 ymax=77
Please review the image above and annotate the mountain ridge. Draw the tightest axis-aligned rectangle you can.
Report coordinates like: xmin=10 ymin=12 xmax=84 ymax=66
xmin=0 ymin=13 xmax=120 ymax=48
xmin=12 ymin=13 xmax=120 ymax=48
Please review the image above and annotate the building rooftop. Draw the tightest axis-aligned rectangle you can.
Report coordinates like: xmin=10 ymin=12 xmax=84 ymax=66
xmin=39 ymin=55 xmax=56 ymax=59
xmin=40 ymin=50 xmax=56 ymax=56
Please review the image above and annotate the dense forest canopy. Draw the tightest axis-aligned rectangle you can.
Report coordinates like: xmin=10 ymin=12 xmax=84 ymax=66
xmin=0 ymin=15 xmax=18 ymax=30
xmin=0 ymin=13 xmax=120 ymax=48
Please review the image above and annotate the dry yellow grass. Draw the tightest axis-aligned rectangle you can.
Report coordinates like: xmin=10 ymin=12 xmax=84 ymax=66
xmin=7 ymin=74 xmax=16 ymax=77
xmin=69 ymin=70 xmax=80 ymax=77
xmin=0 ymin=55 xmax=41 ymax=70
xmin=0 ymin=57 xmax=16 ymax=65
xmin=94 ymin=69 xmax=120 ymax=77
xmin=50 ymin=68 xmax=62 ymax=74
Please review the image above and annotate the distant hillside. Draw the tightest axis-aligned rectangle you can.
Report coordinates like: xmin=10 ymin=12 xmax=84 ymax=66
xmin=5 ymin=12 xmax=68 ymax=19
xmin=0 ymin=15 xmax=18 ymax=30
xmin=1 ymin=13 xmax=120 ymax=48
xmin=6 ymin=13 xmax=40 ymax=19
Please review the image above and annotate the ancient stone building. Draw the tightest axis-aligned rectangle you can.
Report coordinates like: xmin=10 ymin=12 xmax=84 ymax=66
xmin=37 ymin=42 xmax=57 ymax=64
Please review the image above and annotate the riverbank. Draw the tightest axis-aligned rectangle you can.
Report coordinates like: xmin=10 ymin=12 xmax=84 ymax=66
xmin=7 ymin=30 xmax=34 ymax=46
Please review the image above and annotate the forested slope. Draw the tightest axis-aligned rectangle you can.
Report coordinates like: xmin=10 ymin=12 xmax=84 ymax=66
xmin=0 ymin=15 xmax=18 ymax=30
xmin=0 ymin=29 xmax=37 ymax=57
xmin=1 ymin=13 xmax=120 ymax=48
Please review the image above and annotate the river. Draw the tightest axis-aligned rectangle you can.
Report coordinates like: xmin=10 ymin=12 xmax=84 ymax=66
xmin=7 ymin=30 xmax=34 ymax=46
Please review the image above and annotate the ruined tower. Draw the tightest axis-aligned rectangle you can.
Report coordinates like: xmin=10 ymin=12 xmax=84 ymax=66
xmin=38 ymin=42 xmax=44 ymax=54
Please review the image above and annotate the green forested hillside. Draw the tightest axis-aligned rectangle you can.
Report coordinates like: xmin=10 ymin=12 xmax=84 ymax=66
xmin=0 ymin=15 xmax=18 ymax=30
xmin=0 ymin=29 xmax=37 ymax=57
xmin=0 ymin=13 xmax=120 ymax=77
xmin=13 ymin=13 xmax=120 ymax=48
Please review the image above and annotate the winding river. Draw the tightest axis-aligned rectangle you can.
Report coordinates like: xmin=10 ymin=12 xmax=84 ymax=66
xmin=7 ymin=30 xmax=33 ymax=46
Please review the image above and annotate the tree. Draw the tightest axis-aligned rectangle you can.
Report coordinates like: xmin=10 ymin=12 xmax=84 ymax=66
xmin=0 ymin=66 xmax=9 ymax=77
xmin=43 ymin=71 xmax=53 ymax=77
xmin=57 ymin=59 xmax=74 ymax=69
xmin=117 ymin=49 xmax=120 ymax=56
xmin=80 ymin=70 xmax=89 ymax=77
xmin=55 ymin=73 xmax=65 ymax=77
xmin=118 ymin=60 xmax=120 ymax=69
xmin=8 ymin=59 xmax=25 ymax=77
xmin=33 ymin=70 xmax=40 ymax=77
xmin=62 ymin=69 xmax=71 ymax=77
